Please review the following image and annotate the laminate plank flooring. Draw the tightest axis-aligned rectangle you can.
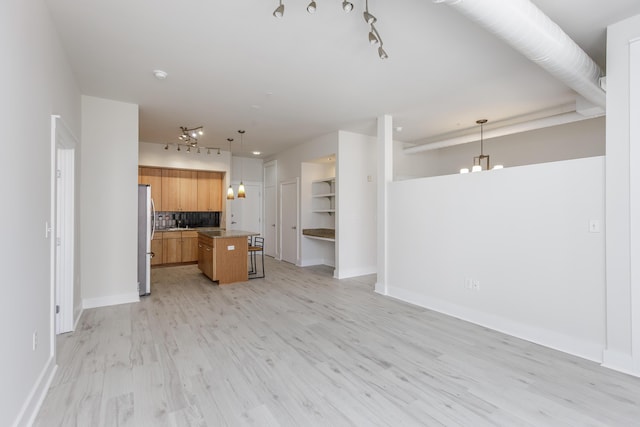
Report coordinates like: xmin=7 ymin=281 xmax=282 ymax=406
xmin=35 ymin=258 xmax=640 ymax=426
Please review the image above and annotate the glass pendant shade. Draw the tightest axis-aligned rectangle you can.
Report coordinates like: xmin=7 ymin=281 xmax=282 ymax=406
xmin=238 ymin=182 xmax=246 ymax=198
xmin=227 ymin=185 xmax=235 ymax=200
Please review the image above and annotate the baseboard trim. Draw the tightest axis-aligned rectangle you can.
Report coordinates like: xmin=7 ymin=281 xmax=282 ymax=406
xmin=335 ymin=266 xmax=377 ymax=279
xmin=602 ymin=349 xmax=640 ymax=377
xmin=12 ymin=356 xmax=57 ymax=427
xmin=386 ymin=286 xmax=603 ymax=364
xmin=82 ymin=292 xmax=139 ymax=310
xmin=73 ymin=307 xmax=84 ymax=331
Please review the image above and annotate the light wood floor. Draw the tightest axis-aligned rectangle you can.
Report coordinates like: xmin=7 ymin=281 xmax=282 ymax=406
xmin=36 ymin=258 xmax=640 ymax=426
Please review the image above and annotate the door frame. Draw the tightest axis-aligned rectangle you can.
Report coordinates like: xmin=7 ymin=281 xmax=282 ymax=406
xmin=279 ymin=178 xmax=300 ymax=265
xmin=51 ymin=115 xmax=77 ymax=338
xmin=263 ymin=160 xmax=278 ymax=258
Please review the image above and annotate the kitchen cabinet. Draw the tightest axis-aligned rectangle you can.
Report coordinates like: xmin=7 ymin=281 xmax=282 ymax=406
xmin=198 ymin=235 xmax=216 ymax=280
xmin=162 ymin=231 xmax=182 ymax=264
xmin=161 ymin=231 xmax=198 ymax=264
xmin=162 ymin=169 xmax=198 ymax=211
xmin=197 ymin=171 xmax=223 ymax=211
xmin=151 ymin=231 xmax=163 ymax=266
xmin=181 ymin=231 xmax=199 ymax=262
xmin=139 ymin=167 xmax=163 ymax=210
xmin=140 ymin=167 xmax=224 ymax=212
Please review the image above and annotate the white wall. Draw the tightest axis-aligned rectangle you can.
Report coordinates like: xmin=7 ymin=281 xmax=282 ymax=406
xmin=81 ymin=96 xmax=139 ymax=308
xmin=386 ymin=157 xmax=606 ymax=361
xmin=336 ymin=131 xmax=377 ymax=278
xmin=396 ymin=117 xmax=605 ymax=179
xmin=604 ymin=13 xmax=640 ymax=376
xmin=0 ymin=1 xmax=81 ymax=425
xmin=231 ymin=156 xmax=263 ymax=183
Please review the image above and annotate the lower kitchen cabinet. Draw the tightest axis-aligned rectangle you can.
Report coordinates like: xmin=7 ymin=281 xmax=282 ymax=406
xmin=157 ymin=230 xmax=199 ymax=265
xmin=198 ymin=235 xmax=216 ymax=280
xmin=181 ymin=231 xmax=199 ymax=262
xmin=162 ymin=232 xmax=182 ymax=264
xmin=151 ymin=232 xmax=163 ymax=266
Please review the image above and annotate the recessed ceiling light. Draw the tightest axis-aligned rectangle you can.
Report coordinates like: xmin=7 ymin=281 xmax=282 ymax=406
xmin=395 ymin=126 xmax=403 ymax=132
xmin=153 ymin=69 xmax=168 ymax=80
xmin=252 ymin=151 xmax=261 ymax=155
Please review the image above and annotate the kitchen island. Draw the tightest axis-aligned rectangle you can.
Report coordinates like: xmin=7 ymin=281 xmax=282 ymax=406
xmin=197 ymin=229 xmax=258 ymax=284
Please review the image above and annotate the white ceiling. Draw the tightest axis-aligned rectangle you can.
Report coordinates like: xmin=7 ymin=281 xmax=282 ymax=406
xmin=45 ymin=0 xmax=640 ymax=157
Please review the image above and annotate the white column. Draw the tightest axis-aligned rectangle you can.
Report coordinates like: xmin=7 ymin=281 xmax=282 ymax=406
xmin=603 ymin=14 xmax=640 ymax=376
xmin=375 ymin=115 xmax=393 ymax=294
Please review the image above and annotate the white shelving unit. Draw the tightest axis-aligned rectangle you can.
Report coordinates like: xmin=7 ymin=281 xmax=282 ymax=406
xmin=311 ymin=178 xmax=335 ymax=214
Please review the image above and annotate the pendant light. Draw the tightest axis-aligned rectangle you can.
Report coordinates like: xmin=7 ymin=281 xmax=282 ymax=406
xmin=237 ymin=130 xmax=246 ymax=199
xmin=226 ymin=138 xmax=235 ymax=200
xmin=460 ymin=119 xmax=504 ymax=174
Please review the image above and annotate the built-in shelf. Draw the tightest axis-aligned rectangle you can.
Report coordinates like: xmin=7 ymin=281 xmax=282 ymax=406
xmin=302 ymin=228 xmax=335 ymax=242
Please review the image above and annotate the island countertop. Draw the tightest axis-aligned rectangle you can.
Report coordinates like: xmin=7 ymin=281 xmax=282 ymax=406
xmin=198 ymin=229 xmax=259 ymax=239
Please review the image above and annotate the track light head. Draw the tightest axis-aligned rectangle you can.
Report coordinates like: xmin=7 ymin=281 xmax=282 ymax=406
xmin=368 ymin=30 xmax=379 ymax=45
xmin=342 ymin=0 xmax=353 ymax=12
xmin=363 ymin=11 xmax=376 ymax=24
xmin=164 ymin=144 xmax=169 ymax=150
xmin=306 ymin=1 xmax=316 ymax=13
xmin=378 ymin=46 xmax=388 ymax=59
xmin=273 ymin=2 xmax=284 ymax=18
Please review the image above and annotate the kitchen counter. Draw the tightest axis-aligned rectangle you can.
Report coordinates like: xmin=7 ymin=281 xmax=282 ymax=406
xmin=197 ymin=230 xmax=259 ymax=284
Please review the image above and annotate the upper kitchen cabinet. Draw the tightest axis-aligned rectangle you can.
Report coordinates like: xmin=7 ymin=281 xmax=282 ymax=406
xmin=197 ymin=171 xmax=223 ymax=212
xmin=138 ymin=167 xmax=163 ymax=210
xmin=162 ymin=169 xmax=198 ymax=211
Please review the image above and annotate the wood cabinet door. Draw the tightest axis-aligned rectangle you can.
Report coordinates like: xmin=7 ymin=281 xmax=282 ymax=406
xmin=163 ymin=233 xmax=182 ymax=263
xmin=161 ymin=169 xmax=181 ymax=211
xmin=179 ymin=170 xmax=198 ymax=211
xmin=139 ymin=167 xmax=163 ymax=210
xmin=181 ymin=232 xmax=199 ymax=262
xmin=151 ymin=238 xmax=163 ymax=266
xmin=197 ymin=171 xmax=223 ymax=211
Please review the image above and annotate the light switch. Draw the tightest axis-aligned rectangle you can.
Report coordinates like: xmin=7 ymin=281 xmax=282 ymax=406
xmin=589 ymin=220 xmax=601 ymax=233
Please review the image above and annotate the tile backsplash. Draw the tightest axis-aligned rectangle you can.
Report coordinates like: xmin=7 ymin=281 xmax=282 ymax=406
xmin=155 ymin=211 xmax=220 ymax=229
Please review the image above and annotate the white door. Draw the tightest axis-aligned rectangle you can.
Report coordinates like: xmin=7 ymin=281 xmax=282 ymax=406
xmin=264 ymin=185 xmax=277 ymax=257
xmin=264 ymin=161 xmax=277 ymax=257
xmin=52 ymin=116 xmax=76 ymax=335
xmin=229 ymin=183 xmax=262 ymax=233
xmin=280 ymin=179 xmax=299 ymax=265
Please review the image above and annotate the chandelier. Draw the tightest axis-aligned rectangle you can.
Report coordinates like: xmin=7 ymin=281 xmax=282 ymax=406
xmin=272 ymin=0 xmax=388 ymax=59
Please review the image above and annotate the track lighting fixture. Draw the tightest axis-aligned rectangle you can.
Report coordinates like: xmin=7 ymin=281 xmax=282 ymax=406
xmin=164 ymin=125 xmax=221 ymax=155
xmin=363 ymin=0 xmax=376 ymax=24
xmin=273 ymin=0 xmax=284 ymax=18
xmin=307 ymin=1 xmax=317 ymax=13
xmin=342 ymin=0 xmax=353 ymax=12
xmin=272 ymin=0 xmax=388 ymax=59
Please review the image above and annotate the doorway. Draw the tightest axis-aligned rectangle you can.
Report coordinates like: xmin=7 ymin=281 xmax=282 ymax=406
xmin=280 ymin=179 xmax=299 ymax=265
xmin=263 ymin=160 xmax=277 ymax=257
xmin=52 ymin=116 xmax=77 ymax=335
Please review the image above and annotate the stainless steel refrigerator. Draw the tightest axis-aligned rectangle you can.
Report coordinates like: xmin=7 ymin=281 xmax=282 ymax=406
xmin=137 ymin=184 xmax=155 ymax=296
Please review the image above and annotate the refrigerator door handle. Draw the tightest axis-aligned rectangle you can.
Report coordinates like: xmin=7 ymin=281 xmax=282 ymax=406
xmin=150 ymin=197 xmax=156 ymax=240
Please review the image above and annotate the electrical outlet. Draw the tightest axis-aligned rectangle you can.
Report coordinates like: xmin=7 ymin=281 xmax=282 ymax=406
xmin=464 ymin=278 xmax=473 ymax=289
xmin=472 ymin=280 xmax=480 ymax=290
xmin=32 ymin=331 xmax=38 ymax=351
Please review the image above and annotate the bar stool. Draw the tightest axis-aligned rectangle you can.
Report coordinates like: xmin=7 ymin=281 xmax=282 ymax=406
xmin=248 ymin=236 xmax=265 ymax=279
